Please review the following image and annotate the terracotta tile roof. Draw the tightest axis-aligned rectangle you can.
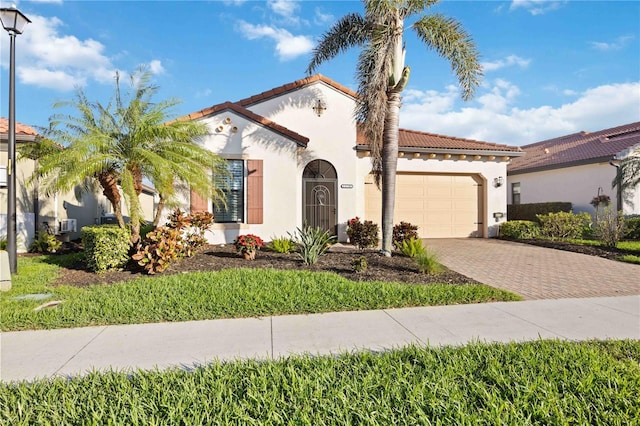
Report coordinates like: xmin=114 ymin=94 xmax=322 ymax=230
xmin=0 ymin=117 xmax=39 ymax=139
xmin=508 ymin=121 xmax=640 ymax=174
xmin=179 ymin=101 xmax=309 ymax=147
xmin=237 ymin=74 xmax=357 ymax=107
xmin=357 ymin=127 xmax=523 ymax=154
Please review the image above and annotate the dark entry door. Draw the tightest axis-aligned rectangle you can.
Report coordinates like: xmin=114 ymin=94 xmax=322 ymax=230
xmin=302 ymin=160 xmax=337 ymax=234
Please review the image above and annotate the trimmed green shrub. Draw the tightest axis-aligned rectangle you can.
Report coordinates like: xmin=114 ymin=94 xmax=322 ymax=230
xmin=499 ymin=221 xmax=541 ymax=239
xmin=594 ymin=207 xmax=626 ymax=248
xmin=82 ymin=225 xmax=131 ymax=272
xmin=507 ymin=202 xmax=572 ymax=223
xmin=29 ymin=231 xmax=62 ymax=253
xmin=537 ymin=211 xmax=592 ymax=240
xmin=0 ymin=235 xmax=6 ymax=250
xmin=397 ymin=237 xmax=426 ymax=258
xmin=624 ymin=216 xmax=640 ymax=240
xmin=289 ymin=226 xmax=336 ymax=265
xmin=392 ymin=221 xmax=419 ymax=248
xmin=346 ymin=217 xmax=379 ymax=249
xmin=269 ymin=236 xmax=294 ymax=254
xmin=415 ymin=249 xmax=443 ymax=274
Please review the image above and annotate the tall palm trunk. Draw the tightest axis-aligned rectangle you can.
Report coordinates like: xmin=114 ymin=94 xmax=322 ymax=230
xmin=153 ymin=194 xmax=166 ymax=227
xmin=98 ymin=171 xmax=126 ymax=229
xmin=381 ymin=91 xmax=402 ymax=256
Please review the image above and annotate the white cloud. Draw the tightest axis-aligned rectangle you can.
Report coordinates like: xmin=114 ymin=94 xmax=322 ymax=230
xmin=237 ymin=21 xmax=313 ymax=60
xmin=314 ymin=7 xmax=334 ymax=26
xmin=223 ymin=0 xmax=247 ymax=5
xmin=268 ymin=0 xmax=299 ymax=19
xmin=509 ymin=0 xmax=566 ymax=15
xmin=18 ymin=67 xmax=81 ymax=91
xmin=481 ymin=55 xmax=531 ymax=72
xmin=400 ymin=81 xmax=640 ymax=145
xmin=148 ymin=59 xmax=165 ymax=75
xmin=590 ymin=35 xmax=635 ymax=51
xmin=0 ymin=14 xmax=116 ymax=91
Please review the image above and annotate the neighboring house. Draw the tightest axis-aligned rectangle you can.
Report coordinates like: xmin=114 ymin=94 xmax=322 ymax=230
xmin=0 ymin=117 xmax=157 ymax=251
xmin=507 ymin=122 xmax=640 ymax=216
xmin=177 ymin=74 xmax=523 ymax=244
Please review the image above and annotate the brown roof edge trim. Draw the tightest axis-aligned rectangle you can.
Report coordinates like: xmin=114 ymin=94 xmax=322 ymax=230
xmin=237 ymin=74 xmax=358 ymax=107
xmin=179 ymin=102 xmax=309 ymax=147
xmin=355 ymin=145 xmax=526 ymax=157
xmin=507 ymin=156 xmax=614 ymax=175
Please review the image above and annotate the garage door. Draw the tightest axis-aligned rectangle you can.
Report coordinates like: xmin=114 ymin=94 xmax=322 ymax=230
xmin=365 ymin=173 xmax=483 ymax=238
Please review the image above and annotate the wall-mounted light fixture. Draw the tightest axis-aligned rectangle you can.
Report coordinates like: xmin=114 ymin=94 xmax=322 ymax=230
xmin=493 ymin=176 xmax=504 ymax=187
xmin=312 ymin=99 xmax=326 ymax=117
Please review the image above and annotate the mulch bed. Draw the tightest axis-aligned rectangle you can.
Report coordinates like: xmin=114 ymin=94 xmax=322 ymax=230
xmin=500 ymin=238 xmax=636 ymax=261
xmin=50 ymin=243 xmax=480 ymax=288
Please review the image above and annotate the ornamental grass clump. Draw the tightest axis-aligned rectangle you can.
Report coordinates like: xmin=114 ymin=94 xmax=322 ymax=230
xmin=289 ymin=225 xmax=336 ymax=265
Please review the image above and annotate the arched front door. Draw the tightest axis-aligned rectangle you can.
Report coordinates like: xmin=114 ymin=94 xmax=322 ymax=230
xmin=303 ymin=160 xmax=337 ymax=234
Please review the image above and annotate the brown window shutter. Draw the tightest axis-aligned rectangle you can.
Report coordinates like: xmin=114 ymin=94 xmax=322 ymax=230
xmin=247 ymin=159 xmax=263 ymax=224
xmin=190 ymin=188 xmax=208 ymax=213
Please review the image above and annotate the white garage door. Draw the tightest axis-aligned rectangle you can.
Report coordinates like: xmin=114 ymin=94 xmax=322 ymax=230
xmin=365 ymin=173 xmax=483 ymax=238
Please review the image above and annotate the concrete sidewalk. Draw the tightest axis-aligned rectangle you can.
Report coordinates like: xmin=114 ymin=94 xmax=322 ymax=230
xmin=2 ymin=295 xmax=639 ymax=383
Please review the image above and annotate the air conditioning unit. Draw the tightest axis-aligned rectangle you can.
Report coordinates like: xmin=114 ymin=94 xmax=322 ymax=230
xmin=59 ymin=219 xmax=77 ymax=233
xmin=100 ymin=216 xmax=117 ymax=225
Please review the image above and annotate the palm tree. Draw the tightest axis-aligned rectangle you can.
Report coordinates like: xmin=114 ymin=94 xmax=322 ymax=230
xmin=613 ymin=147 xmax=640 ymax=210
xmin=307 ymin=0 xmax=482 ymax=255
xmin=34 ymin=67 xmax=227 ymax=244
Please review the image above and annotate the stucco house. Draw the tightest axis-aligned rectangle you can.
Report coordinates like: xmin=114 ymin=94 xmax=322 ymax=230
xmin=1 ymin=117 xmax=157 ymax=251
xmin=507 ymin=122 xmax=640 ymax=216
xmin=177 ymin=74 xmax=523 ymax=244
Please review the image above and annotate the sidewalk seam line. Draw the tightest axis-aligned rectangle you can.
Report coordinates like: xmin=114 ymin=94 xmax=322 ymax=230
xmin=491 ymin=305 xmax=568 ymax=339
xmin=53 ymin=326 xmax=109 ymax=377
xmin=270 ymin=317 xmax=274 ymax=359
xmin=382 ymin=310 xmax=427 ymax=346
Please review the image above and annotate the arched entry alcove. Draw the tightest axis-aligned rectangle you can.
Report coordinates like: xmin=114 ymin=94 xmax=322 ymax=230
xmin=302 ymin=160 xmax=337 ymax=234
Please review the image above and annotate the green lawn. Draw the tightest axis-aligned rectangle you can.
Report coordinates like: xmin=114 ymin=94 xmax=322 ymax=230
xmin=1 ymin=340 xmax=638 ymax=425
xmin=1 ymin=255 xmax=520 ymax=331
xmin=566 ymin=239 xmax=640 ymax=264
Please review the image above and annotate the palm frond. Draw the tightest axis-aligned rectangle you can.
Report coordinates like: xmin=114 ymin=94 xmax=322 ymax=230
xmin=306 ymin=13 xmax=369 ymax=75
xmin=412 ymin=14 xmax=483 ymax=100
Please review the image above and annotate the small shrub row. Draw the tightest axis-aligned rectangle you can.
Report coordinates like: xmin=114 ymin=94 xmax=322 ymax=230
xmin=624 ymin=216 xmax=640 ymax=240
xmin=499 ymin=220 xmax=540 ymax=239
xmin=133 ymin=209 xmax=213 ymax=274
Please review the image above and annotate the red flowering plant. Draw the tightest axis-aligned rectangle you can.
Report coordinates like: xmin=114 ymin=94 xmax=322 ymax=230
xmin=233 ymin=234 xmax=264 ymax=255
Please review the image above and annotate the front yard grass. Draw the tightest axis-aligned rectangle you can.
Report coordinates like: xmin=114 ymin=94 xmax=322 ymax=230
xmin=1 ymin=340 xmax=638 ymax=424
xmin=1 ymin=255 xmax=520 ymax=331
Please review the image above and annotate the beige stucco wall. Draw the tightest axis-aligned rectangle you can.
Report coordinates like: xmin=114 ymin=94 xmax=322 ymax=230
xmin=189 ymin=80 xmax=359 ymax=244
xmin=181 ymin=80 xmax=514 ymax=243
xmin=356 ymin=153 xmax=510 ymax=238
xmin=507 ymin=162 xmax=638 ymax=216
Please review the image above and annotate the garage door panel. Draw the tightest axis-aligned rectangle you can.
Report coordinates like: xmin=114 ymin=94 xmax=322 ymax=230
xmin=364 ymin=173 xmax=482 ymax=238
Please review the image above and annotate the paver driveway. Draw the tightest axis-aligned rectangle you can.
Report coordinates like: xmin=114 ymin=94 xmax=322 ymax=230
xmin=427 ymin=239 xmax=640 ymax=300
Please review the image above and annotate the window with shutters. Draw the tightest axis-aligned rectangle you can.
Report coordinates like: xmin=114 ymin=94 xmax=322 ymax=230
xmin=214 ymin=160 xmax=244 ymax=223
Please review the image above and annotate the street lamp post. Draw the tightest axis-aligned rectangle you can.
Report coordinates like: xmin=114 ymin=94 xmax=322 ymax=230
xmin=1 ymin=6 xmax=30 ymax=274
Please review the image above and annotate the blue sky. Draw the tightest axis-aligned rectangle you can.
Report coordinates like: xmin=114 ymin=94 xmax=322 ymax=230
xmin=1 ymin=0 xmax=638 ymax=145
